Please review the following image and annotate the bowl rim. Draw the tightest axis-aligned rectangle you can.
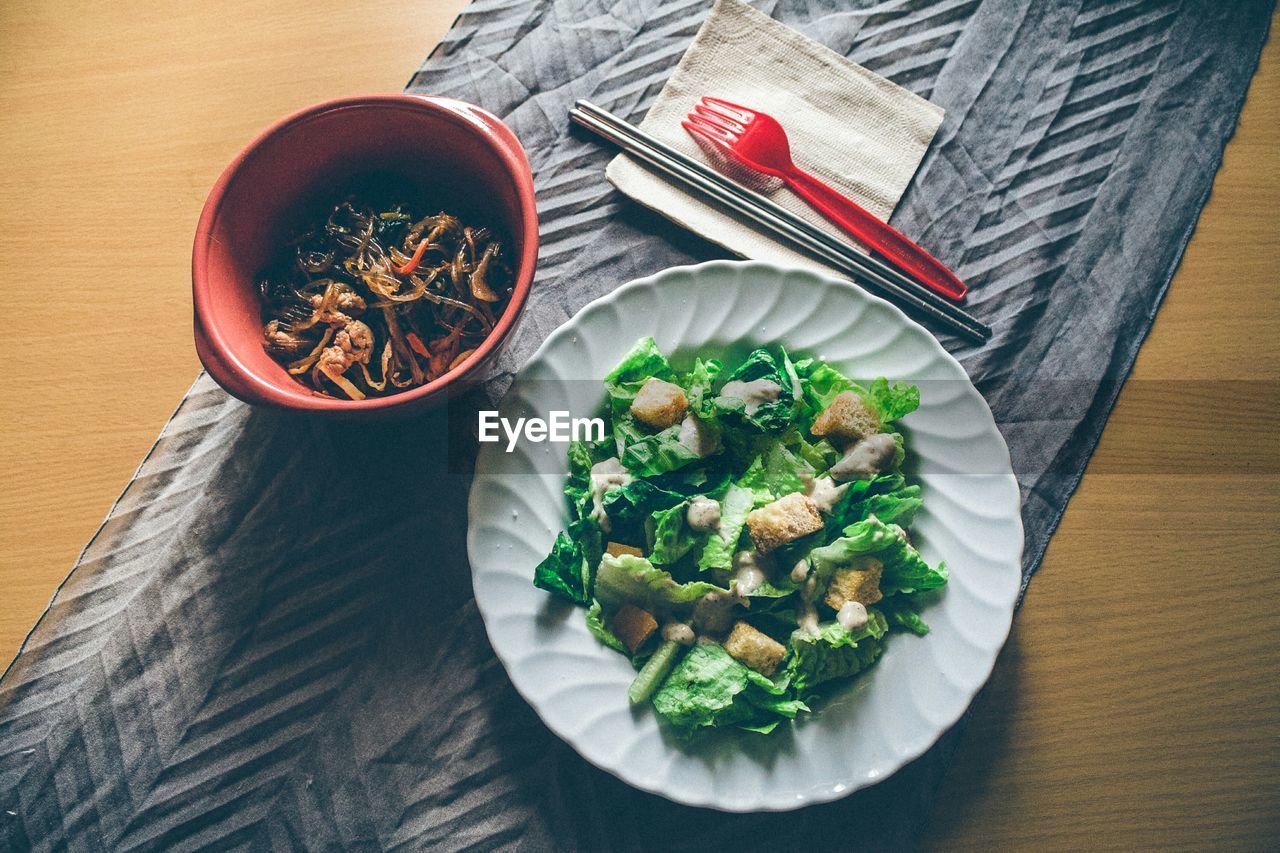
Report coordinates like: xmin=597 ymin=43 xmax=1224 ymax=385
xmin=191 ymin=93 xmax=538 ymax=412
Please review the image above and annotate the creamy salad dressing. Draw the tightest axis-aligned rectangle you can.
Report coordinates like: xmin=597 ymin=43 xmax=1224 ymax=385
xmin=691 ymin=590 xmax=737 ymax=635
xmin=719 ymin=378 xmax=783 ymax=415
xmin=732 ymin=549 xmax=774 ymax=598
xmin=789 ymin=558 xmax=811 ymax=584
xmin=796 ymin=575 xmax=820 ymax=636
xmin=661 ymin=622 xmax=696 ymax=647
xmin=677 ymin=414 xmax=718 ymax=457
xmin=806 ymin=476 xmax=848 ymax=514
xmin=837 ymin=600 xmax=869 ymax=632
xmin=686 ymin=495 xmax=721 ymax=532
xmin=830 ymin=432 xmax=897 ymax=482
xmin=588 ymin=457 xmax=631 ymax=533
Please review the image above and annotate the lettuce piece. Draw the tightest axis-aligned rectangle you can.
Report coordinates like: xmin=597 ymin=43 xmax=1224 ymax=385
xmin=586 ymin=600 xmax=628 ymax=652
xmin=564 ymin=440 xmax=598 ymax=518
xmin=651 ymin=643 xmax=808 ymax=734
xmin=783 ymin=428 xmax=841 ymax=473
xmin=867 ymin=377 xmax=920 ymax=423
xmin=684 ymin=357 xmax=723 ymax=418
xmin=713 ymin=348 xmax=796 ymax=434
xmin=697 ymin=484 xmax=754 ymax=572
xmin=861 ymin=483 xmax=924 ymax=528
xmin=537 ymin=440 xmax=612 ymax=603
xmin=791 ymin=357 xmax=919 ymax=429
xmin=779 ymin=346 xmax=804 ymax=403
xmin=533 ymin=529 xmax=593 ymax=604
xmin=738 ymin=441 xmax=813 ymax=503
xmin=649 ymin=500 xmax=697 ymax=566
xmin=811 ymin=517 xmax=947 ymax=597
xmin=604 ymin=338 xmax=679 ymax=457
xmin=792 ymin=357 xmax=858 ymax=426
xmin=743 ymin=578 xmax=799 ymax=599
xmin=604 ymin=336 xmax=678 ymax=401
xmin=875 ymin=597 xmax=931 ymax=636
xmin=593 ymin=553 xmax=721 ymax=618
xmin=785 ymin=613 xmax=888 ymax=695
xmin=621 ymin=423 xmax=701 ymax=477
xmin=601 ymin=479 xmax=684 ymax=544
xmin=673 ymin=465 xmax=732 ymax=499
xmin=720 ymin=427 xmax=772 ymax=475
xmin=821 ymin=469 xmax=916 ymax=534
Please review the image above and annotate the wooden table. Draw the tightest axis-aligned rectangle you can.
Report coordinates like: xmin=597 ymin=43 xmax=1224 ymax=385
xmin=2 ymin=2 xmax=1276 ymax=848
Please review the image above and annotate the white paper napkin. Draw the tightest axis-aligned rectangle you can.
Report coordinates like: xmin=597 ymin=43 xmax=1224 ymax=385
xmin=606 ymin=0 xmax=944 ymax=275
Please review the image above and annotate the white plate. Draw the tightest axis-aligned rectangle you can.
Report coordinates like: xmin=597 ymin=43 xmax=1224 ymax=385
xmin=466 ymin=260 xmax=1022 ymax=812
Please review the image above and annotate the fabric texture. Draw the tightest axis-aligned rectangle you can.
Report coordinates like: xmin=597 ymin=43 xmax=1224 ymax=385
xmin=607 ymin=0 xmax=945 ymax=267
xmin=0 ymin=1 xmax=1272 ymax=850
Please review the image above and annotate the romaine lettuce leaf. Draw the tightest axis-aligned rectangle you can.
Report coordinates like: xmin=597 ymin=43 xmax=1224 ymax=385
xmin=791 ymin=357 xmax=919 ymax=429
xmin=713 ymin=348 xmax=796 ymax=434
xmin=783 ymin=428 xmax=841 ymax=473
xmin=649 ymin=500 xmax=697 ymax=566
xmin=792 ymin=356 xmax=858 ymax=426
xmin=621 ymin=423 xmax=701 ymax=477
xmin=860 ymin=483 xmax=924 ymax=528
xmin=600 ymin=479 xmax=684 ymax=544
xmin=604 ymin=336 xmax=678 ymax=401
xmin=651 ymin=643 xmax=808 ymax=734
xmin=779 ymin=346 xmax=804 ymax=403
xmin=684 ymin=357 xmax=723 ymax=418
xmin=533 ymin=528 xmax=593 ymax=604
xmin=875 ymin=597 xmax=932 ymax=636
xmin=603 ymin=337 xmax=679 ymax=457
xmin=586 ymin=600 xmax=628 ymax=652
xmin=697 ymin=484 xmax=754 ymax=572
xmin=867 ymin=377 xmax=920 ymax=423
xmin=785 ymin=612 xmax=888 ymax=695
xmin=594 ymin=553 xmax=722 ymax=618
xmin=821 ymin=467 xmax=914 ymax=533
xmin=738 ymin=441 xmax=813 ymax=503
xmin=811 ymin=516 xmax=947 ymax=596
xmin=564 ymin=440 xmax=598 ymax=519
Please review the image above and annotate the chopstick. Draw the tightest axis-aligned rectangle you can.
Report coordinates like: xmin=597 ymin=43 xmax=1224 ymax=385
xmin=570 ymin=99 xmax=992 ymax=344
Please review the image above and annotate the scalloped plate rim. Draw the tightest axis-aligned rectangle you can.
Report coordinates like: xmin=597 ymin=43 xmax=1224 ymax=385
xmin=466 ymin=259 xmax=1022 ymax=812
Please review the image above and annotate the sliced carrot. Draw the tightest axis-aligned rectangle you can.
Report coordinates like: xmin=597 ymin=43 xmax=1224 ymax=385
xmin=405 ymin=332 xmax=432 ymax=359
xmin=393 ymin=238 xmax=430 ymax=275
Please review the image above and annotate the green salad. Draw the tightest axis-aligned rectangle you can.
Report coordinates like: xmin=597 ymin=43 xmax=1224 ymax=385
xmin=532 ymin=337 xmax=946 ymax=736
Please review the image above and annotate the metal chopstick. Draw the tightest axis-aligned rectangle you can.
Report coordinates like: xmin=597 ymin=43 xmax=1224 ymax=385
xmin=583 ymin=100 xmax=972 ymax=316
xmin=570 ymin=100 xmax=991 ymax=344
xmin=575 ymin=99 xmax=989 ymax=341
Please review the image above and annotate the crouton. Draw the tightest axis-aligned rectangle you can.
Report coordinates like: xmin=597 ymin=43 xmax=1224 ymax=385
xmin=746 ymin=492 xmax=823 ymax=554
xmin=724 ymin=621 xmax=787 ymax=677
xmin=824 ymin=556 xmax=884 ymax=609
xmin=612 ymin=604 xmax=658 ymax=653
xmin=630 ymin=378 xmax=688 ymax=430
xmin=811 ymin=391 xmax=880 ymax=445
xmin=606 ymin=541 xmax=645 ymax=558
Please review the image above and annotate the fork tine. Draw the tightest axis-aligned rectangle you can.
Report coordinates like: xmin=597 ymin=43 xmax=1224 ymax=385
xmin=682 ymin=116 xmax=735 ymax=147
xmin=692 ymin=103 xmax=745 ymax=136
xmin=700 ymin=96 xmax=754 ymax=123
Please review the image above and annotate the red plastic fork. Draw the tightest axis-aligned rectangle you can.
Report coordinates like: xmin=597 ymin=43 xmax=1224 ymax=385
xmin=683 ymin=96 xmax=968 ymax=301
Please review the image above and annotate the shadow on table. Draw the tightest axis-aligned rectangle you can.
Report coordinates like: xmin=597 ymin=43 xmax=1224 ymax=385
xmin=917 ymin=627 xmax=1026 ymax=850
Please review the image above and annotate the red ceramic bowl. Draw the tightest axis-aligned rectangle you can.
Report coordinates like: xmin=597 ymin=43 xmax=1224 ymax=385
xmin=192 ymin=94 xmax=537 ymax=415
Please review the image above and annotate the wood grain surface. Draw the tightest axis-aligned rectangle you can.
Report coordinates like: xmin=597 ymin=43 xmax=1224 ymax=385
xmin=1 ymin=2 xmax=1276 ymax=849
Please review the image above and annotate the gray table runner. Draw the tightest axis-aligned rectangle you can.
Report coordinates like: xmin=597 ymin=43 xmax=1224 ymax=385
xmin=1 ymin=1 xmax=1271 ymax=849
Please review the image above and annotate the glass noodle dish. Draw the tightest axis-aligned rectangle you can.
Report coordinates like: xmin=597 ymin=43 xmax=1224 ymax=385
xmin=533 ymin=338 xmax=947 ymax=736
xmin=257 ymin=198 xmax=513 ymax=399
